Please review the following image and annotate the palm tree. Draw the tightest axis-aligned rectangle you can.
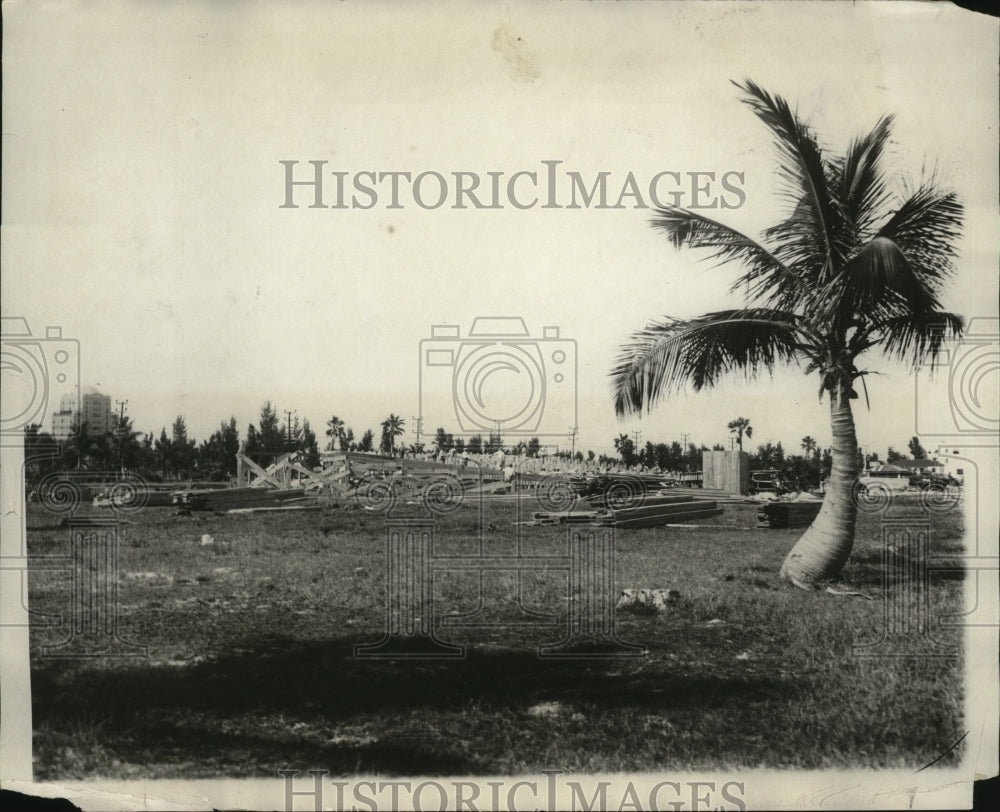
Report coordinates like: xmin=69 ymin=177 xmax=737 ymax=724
xmin=154 ymin=428 xmax=175 ymax=478
xmin=325 ymin=415 xmax=345 ymax=451
xmin=611 ymin=80 xmax=964 ymax=588
xmin=613 ymin=433 xmax=634 ymax=464
xmin=380 ymin=414 xmax=405 ymax=455
xmin=64 ymin=421 xmax=99 ymax=469
xmin=112 ymin=414 xmax=142 ymax=472
xmin=727 ymin=417 xmax=752 ymax=450
xmin=801 ymin=435 xmax=818 ymax=458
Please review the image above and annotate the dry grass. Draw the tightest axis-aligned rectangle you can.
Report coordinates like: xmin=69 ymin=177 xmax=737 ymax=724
xmin=27 ymin=493 xmax=967 ymax=778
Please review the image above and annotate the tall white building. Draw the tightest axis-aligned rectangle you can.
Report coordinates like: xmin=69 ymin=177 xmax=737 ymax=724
xmin=51 ymin=392 xmax=77 ymax=441
xmin=51 ymin=387 xmax=113 ymax=439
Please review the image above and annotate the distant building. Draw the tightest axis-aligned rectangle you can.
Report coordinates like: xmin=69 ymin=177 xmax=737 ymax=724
xmin=51 ymin=393 xmax=77 ymax=441
xmin=862 ymin=458 xmax=947 ymax=490
xmin=51 ymin=388 xmax=113 ymax=440
xmin=934 ymin=447 xmax=968 ymax=485
xmin=872 ymin=458 xmax=944 ymax=476
xmin=81 ymin=391 xmax=113 ymax=434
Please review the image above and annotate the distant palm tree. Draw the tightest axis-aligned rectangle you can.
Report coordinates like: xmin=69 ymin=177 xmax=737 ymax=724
xmin=154 ymin=428 xmax=176 ymax=478
xmin=325 ymin=415 xmax=346 ymax=451
xmin=112 ymin=414 xmax=141 ymax=471
xmin=801 ymin=435 xmax=818 ymax=457
xmin=64 ymin=421 xmax=99 ymax=470
xmin=380 ymin=414 xmax=405 ymax=455
xmin=614 ymin=433 xmax=633 ymax=462
xmin=611 ymin=80 xmax=964 ymax=588
xmin=727 ymin=417 xmax=752 ymax=450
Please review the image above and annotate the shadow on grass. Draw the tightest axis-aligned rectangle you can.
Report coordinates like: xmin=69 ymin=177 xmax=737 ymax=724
xmin=844 ymin=547 xmax=967 ymax=588
xmin=33 ymin=636 xmax=795 ymax=776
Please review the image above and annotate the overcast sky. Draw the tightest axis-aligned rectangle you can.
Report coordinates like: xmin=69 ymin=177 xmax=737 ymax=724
xmin=3 ymin=1 xmax=996 ymax=460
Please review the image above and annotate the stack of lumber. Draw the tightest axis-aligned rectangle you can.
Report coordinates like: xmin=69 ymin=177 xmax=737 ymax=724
xmin=136 ymin=491 xmax=176 ymax=507
xmin=598 ymin=495 xmax=723 ymax=528
xmin=531 ymin=509 xmax=600 ymax=525
xmin=657 ymin=486 xmax=727 ymax=498
xmin=172 ymin=487 xmax=312 ymax=511
xmin=587 ymin=486 xmax=728 ymax=507
xmin=92 ymin=485 xmax=171 ymax=508
xmin=528 ymin=494 xmax=724 ymax=528
xmin=477 ymin=479 xmax=515 ymax=495
xmin=756 ymin=500 xmax=823 ymax=528
xmin=343 ymin=472 xmax=485 ymax=501
xmin=340 ymin=453 xmax=505 ymax=482
xmin=579 ymin=473 xmax=671 ymax=498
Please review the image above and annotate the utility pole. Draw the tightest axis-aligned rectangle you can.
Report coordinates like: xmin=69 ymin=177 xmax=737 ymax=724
xmin=632 ymin=428 xmax=642 ymax=450
xmin=568 ymin=425 xmax=578 ymax=457
xmin=114 ymin=399 xmax=128 ymax=473
xmin=412 ymin=416 xmax=423 ymax=449
xmin=680 ymin=432 xmax=690 ymax=449
xmin=283 ymin=409 xmax=297 ymax=450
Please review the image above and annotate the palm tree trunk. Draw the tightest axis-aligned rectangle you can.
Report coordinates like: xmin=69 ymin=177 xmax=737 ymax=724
xmin=780 ymin=386 xmax=859 ymax=588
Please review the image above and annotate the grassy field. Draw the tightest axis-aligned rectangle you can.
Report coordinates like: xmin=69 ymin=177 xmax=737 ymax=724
xmin=26 ymin=492 xmax=967 ymax=779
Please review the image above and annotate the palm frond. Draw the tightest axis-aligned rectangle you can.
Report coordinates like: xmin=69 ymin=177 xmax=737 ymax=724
xmin=835 ymin=114 xmax=896 ymax=243
xmin=734 ymin=78 xmax=843 ymax=275
xmin=611 ymin=309 xmax=808 ymax=416
xmin=650 ymin=206 xmax=808 ymax=306
xmin=876 ymin=183 xmax=964 ymax=293
xmin=821 ymin=236 xmax=941 ymax=329
xmin=763 ymin=200 xmax=841 ymax=284
xmin=874 ymin=311 xmax=965 ymax=371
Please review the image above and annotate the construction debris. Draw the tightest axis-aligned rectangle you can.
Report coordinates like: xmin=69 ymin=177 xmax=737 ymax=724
xmin=756 ymin=500 xmax=823 ymax=528
xmin=226 ymin=504 xmax=323 ymax=514
xmin=599 ymin=498 xmax=723 ymax=528
xmin=531 ymin=509 xmax=600 ymax=525
xmin=162 ymin=451 xmax=748 ymax=521
xmin=173 ymin=487 xmax=311 ymax=511
xmin=616 ymin=588 xmax=679 ymax=613
xmin=526 ymin=491 xmax=724 ymax=529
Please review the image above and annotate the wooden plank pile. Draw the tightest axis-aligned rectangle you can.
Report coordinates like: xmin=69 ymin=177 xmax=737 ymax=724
xmin=337 ymin=453 xmax=505 ymax=481
xmin=598 ymin=496 xmax=723 ymax=528
xmin=756 ymin=500 xmax=823 ymax=528
xmin=172 ymin=487 xmax=312 ymax=512
xmin=625 ymin=486 xmax=728 ymax=500
xmin=578 ymin=473 xmax=671 ymax=499
xmin=531 ymin=509 xmax=601 ymax=525
xmin=530 ymin=492 xmax=723 ymax=529
xmin=138 ymin=491 xmax=176 ymax=507
xmin=583 ymin=488 xmax=727 ymax=510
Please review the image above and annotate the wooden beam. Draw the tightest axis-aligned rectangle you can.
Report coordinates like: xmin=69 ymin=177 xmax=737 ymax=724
xmin=235 ymin=453 xmax=286 ymax=489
